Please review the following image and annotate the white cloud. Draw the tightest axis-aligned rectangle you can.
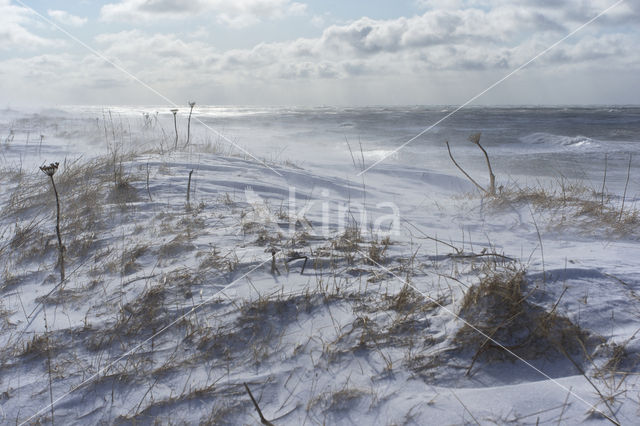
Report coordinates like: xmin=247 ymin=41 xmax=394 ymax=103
xmin=47 ymin=10 xmax=88 ymax=27
xmin=94 ymin=29 xmax=217 ymax=75
xmin=1 ymin=1 xmax=639 ymax=105
xmin=416 ymin=0 xmax=640 ymax=25
xmin=0 ymin=0 xmax=59 ymax=49
xmin=64 ymin=6 xmax=640 ymax=85
xmin=207 ymin=5 xmax=639 ymax=84
xmin=100 ymin=0 xmax=307 ymax=27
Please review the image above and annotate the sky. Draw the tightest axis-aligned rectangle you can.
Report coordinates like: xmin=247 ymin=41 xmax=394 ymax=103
xmin=1 ymin=0 xmax=639 ymax=106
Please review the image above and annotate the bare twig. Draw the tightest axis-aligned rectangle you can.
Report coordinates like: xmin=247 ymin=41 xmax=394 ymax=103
xmin=619 ymin=153 xmax=632 ymax=221
xmin=446 ymin=141 xmax=489 ymax=195
xmin=557 ymin=386 xmax=573 ymax=425
xmin=450 ymin=390 xmax=480 ymax=425
xmin=244 ymin=383 xmax=275 ymax=426
xmin=42 ymin=305 xmax=55 ymax=425
xmin=146 ymin=162 xmax=152 ymax=202
xmin=547 ymin=286 xmax=568 ymax=319
xmin=185 ymin=101 xmax=196 ymax=148
xmin=559 ymin=346 xmax=620 ymax=425
xmin=469 ymin=133 xmax=496 ymax=195
xmin=528 ymin=205 xmax=545 ymax=284
xmin=187 ymin=169 xmax=194 ymax=205
xmin=447 ymin=252 xmax=515 ymax=262
xmin=271 ymin=249 xmax=280 ymax=275
xmin=401 ymin=218 xmax=462 ymax=253
xmin=345 ymin=136 xmax=358 ymax=170
xmin=171 ymin=109 xmax=179 ymax=150
xmin=601 ymin=153 xmax=608 ymax=208
xmin=286 ymin=255 xmax=308 ymax=274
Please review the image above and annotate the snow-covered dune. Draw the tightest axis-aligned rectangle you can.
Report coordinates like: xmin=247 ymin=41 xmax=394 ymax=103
xmin=1 ymin=106 xmax=639 ymax=425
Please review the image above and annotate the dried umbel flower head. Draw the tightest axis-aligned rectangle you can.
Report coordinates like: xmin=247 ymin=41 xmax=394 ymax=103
xmin=170 ymin=109 xmax=178 ymax=114
xmin=40 ymin=162 xmax=59 ymax=177
xmin=468 ymin=132 xmax=482 ymax=145
xmin=189 ymin=101 xmax=196 ymax=108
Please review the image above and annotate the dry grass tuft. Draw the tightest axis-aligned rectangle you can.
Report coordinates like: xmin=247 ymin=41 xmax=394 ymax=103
xmin=330 ymin=221 xmax=363 ymax=264
xmin=158 ymin=233 xmax=195 ymax=260
xmin=308 ymin=387 xmax=369 ymax=413
xmin=455 ymin=263 xmax=603 ymax=368
xmin=197 ymin=246 xmax=239 ymax=273
xmin=20 ymin=333 xmax=53 ymax=358
xmin=366 ymin=236 xmax=390 ymax=265
xmin=121 ymin=244 xmax=149 ymax=275
xmin=87 ymin=283 xmax=168 ymax=351
xmin=493 ymin=181 xmax=640 ymax=237
xmin=107 ymin=179 xmax=140 ymax=204
xmin=193 ymin=293 xmax=322 ymax=366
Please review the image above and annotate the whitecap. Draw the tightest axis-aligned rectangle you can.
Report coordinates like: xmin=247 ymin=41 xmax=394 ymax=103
xmin=519 ymin=132 xmax=598 ymax=150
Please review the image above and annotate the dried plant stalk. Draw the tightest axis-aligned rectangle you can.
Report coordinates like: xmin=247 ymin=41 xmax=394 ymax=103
xmin=40 ymin=162 xmax=65 ymax=282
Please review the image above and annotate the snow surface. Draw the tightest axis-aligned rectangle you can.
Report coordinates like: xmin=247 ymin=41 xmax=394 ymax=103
xmin=0 ymin=106 xmax=639 ymax=425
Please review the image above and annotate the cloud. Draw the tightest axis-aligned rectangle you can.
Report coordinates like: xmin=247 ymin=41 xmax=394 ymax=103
xmin=1 ymin=1 xmax=638 ymax=105
xmin=47 ymin=10 xmax=88 ymax=27
xmin=0 ymin=0 xmax=60 ymax=49
xmin=100 ymin=0 xmax=307 ymax=27
xmin=416 ymin=0 xmax=640 ymax=25
xmin=319 ymin=7 xmax=568 ymax=58
xmin=86 ymin=3 xmax=640 ymax=85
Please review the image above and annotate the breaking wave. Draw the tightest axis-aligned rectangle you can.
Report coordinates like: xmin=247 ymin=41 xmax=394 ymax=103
xmin=519 ymin=132 xmax=599 ymax=150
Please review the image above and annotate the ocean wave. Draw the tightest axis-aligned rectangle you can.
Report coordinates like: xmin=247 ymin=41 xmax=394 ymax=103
xmin=519 ymin=132 xmax=599 ymax=150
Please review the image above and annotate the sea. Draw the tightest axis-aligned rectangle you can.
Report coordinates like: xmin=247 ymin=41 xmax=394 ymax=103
xmin=1 ymin=105 xmax=639 ymax=194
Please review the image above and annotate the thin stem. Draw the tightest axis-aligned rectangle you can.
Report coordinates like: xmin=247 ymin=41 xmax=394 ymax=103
xmin=446 ymin=141 xmax=489 ymax=195
xmin=187 ymin=169 xmax=193 ymax=204
xmin=244 ymin=383 xmax=274 ymax=426
xmin=49 ymin=175 xmax=65 ymax=282
xmin=475 ymin=141 xmax=496 ymax=195
xmin=619 ymin=153 xmax=632 ymax=221
xmin=146 ymin=162 xmax=152 ymax=201
xmin=172 ymin=112 xmax=179 ymax=150
xmin=186 ymin=104 xmax=194 ymax=148
xmin=42 ymin=305 xmax=55 ymax=425
xmin=601 ymin=153 xmax=608 ymax=208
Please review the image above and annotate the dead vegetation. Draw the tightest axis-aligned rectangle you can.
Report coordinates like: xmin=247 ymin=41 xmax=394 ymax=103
xmin=454 ymin=263 xmax=604 ymax=376
xmin=194 ymin=292 xmax=322 ymax=365
xmin=121 ymin=244 xmax=149 ymax=275
xmin=1 ymin=133 xmax=636 ymax=425
xmin=197 ymin=246 xmax=240 ymax=274
xmin=308 ymin=386 xmax=370 ymax=414
xmin=446 ymin=132 xmax=496 ymax=196
xmin=446 ymin=133 xmax=639 ymax=237
xmin=493 ymin=179 xmax=639 ymax=236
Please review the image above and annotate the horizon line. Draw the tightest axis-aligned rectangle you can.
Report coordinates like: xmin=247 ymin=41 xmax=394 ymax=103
xmin=4 ymin=103 xmax=640 ymax=110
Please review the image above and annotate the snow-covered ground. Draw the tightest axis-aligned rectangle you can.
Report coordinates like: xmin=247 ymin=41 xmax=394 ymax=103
xmin=0 ymin=106 xmax=639 ymax=425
